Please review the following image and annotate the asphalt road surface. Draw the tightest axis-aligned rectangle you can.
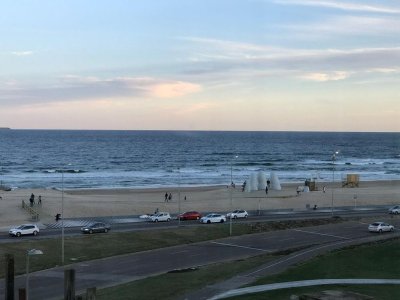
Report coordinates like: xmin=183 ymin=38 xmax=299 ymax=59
xmin=0 ymin=206 xmax=390 ymax=242
xmin=1 ymin=214 xmax=400 ymax=300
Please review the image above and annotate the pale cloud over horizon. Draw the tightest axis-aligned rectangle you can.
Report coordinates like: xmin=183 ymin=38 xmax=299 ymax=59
xmin=272 ymin=0 xmax=400 ymax=14
xmin=0 ymin=0 xmax=398 ymax=131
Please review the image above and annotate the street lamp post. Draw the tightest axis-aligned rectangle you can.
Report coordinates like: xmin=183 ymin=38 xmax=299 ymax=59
xmin=26 ymin=249 xmax=43 ymax=300
xmin=178 ymin=167 xmax=181 ymax=227
xmin=61 ymin=170 xmax=65 ymax=265
xmin=331 ymin=151 xmax=339 ymax=216
xmin=229 ymin=156 xmax=238 ymax=236
xmin=60 ymin=163 xmax=71 ymax=265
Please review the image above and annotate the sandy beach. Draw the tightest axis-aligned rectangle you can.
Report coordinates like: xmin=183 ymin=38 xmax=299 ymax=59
xmin=0 ymin=180 xmax=399 ymax=231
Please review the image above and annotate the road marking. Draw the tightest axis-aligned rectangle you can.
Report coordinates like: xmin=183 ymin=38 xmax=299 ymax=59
xmin=292 ymin=229 xmax=350 ymax=240
xmin=279 ymin=237 xmax=295 ymax=241
xmin=171 ymin=250 xmax=188 ymax=255
xmin=210 ymin=241 xmax=271 ymax=252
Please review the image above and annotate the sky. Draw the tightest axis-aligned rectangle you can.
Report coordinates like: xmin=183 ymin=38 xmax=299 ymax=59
xmin=0 ymin=0 xmax=399 ymax=131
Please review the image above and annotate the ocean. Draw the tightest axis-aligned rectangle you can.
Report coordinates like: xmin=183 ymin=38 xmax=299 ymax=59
xmin=0 ymin=130 xmax=399 ymax=189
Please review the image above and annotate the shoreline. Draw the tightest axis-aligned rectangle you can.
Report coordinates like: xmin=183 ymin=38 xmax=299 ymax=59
xmin=13 ymin=178 xmax=400 ymax=193
xmin=0 ymin=180 xmax=399 ymax=231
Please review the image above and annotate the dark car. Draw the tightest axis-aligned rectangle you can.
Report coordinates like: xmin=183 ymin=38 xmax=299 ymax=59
xmin=81 ymin=222 xmax=111 ymax=234
xmin=178 ymin=211 xmax=202 ymax=220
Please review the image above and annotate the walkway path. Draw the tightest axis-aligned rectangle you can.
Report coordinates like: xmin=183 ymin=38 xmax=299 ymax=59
xmin=209 ymin=279 xmax=400 ymax=299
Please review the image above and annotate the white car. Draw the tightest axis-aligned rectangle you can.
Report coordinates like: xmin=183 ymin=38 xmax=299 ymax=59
xmin=150 ymin=212 xmax=171 ymax=222
xmin=226 ymin=209 xmax=248 ymax=219
xmin=368 ymin=222 xmax=394 ymax=233
xmin=388 ymin=206 xmax=400 ymax=214
xmin=200 ymin=213 xmax=226 ymax=224
xmin=9 ymin=224 xmax=40 ymax=237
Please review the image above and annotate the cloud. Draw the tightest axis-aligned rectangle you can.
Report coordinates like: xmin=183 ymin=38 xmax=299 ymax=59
xmin=366 ymin=67 xmax=400 ymax=74
xmin=273 ymin=0 xmax=400 ymax=14
xmin=149 ymin=81 xmax=201 ymax=98
xmin=301 ymin=71 xmax=350 ymax=81
xmin=11 ymin=51 xmax=34 ymax=56
xmin=183 ymin=37 xmax=400 ymax=78
xmin=281 ymin=15 xmax=400 ymax=37
xmin=0 ymin=76 xmax=202 ymax=106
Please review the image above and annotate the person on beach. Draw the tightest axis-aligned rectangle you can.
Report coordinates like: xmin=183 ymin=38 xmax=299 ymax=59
xmin=296 ymin=186 xmax=302 ymax=196
xmin=242 ymin=180 xmax=246 ymax=192
xmin=29 ymin=193 xmax=35 ymax=206
xmin=38 ymin=195 xmax=42 ymax=205
xmin=265 ymin=185 xmax=269 ymax=195
xmin=323 ymin=186 xmax=326 ymax=193
xmin=164 ymin=192 xmax=168 ymax=202
xmin=168 ymin=192 xmax=172 ymax=202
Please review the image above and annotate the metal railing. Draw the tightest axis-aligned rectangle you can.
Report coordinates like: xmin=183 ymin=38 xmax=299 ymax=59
xmin=21 ymin=200 xmax=40 ymax=221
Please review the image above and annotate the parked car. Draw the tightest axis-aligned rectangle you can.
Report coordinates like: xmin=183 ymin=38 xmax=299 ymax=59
xmin=9 ymin=224 xmax=40 ymax=237
xmin=200 ymin=213 xmax=226 ymax=224
xmin=226 ymin=209 xmax=248 ymax=219
xmin=388 ymin=206 xmax=400 ymax=214
xmin=81 ymin=222 xmax=111 ymax=234
xmin=368 ymin=222 xmax=394 ymax=233
xmin=178 ymin=211 xmax=202 ymax=220
xmin=150 ymin=212 xmax=171 ymax=222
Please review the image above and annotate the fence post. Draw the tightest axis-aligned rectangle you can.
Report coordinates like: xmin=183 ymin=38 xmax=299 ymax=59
xmin=19 ymin=288 xmax=26 ymax=300
xmin=5 ymin=254 xmax=15 ymax=300
xmin=64 ymin=269 xmax=75 ymax=300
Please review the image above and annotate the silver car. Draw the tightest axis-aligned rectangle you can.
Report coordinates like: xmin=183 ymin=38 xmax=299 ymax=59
xmin=9 ymin=224 xmax=40 ymax=237
xmin=200 ymin=213 xmax=226 ymax=224
xmin=368 ymin=222 xmax=394 ymax=233
xmin=150 ymin=212 xmax=171 ymax=222
xmin=226 ymin=209 xmax=248 ymax=219
xmin=388 ymin=206 xmax=400 ymax=214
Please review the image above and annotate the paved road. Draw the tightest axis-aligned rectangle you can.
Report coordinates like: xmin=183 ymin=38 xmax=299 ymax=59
xmin=1 ymin=216 xmax=400 ymax=300
xmin=0 ymin=205 xmax=390 ymax=241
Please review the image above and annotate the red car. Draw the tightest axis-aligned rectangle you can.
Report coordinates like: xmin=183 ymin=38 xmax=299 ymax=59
xmin=178 ymin=211 xmax=202 ymax=220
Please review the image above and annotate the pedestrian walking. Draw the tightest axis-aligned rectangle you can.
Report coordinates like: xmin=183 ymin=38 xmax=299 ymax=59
xmin=38 ymin=195 xmax=42 ymax=205
xmin=323 ymin=186 xmax=326 ymax=193
xmin=168 ymin=192 xmax=172 ymax=202
xmin=265 ymin=186 xmax=269 ymax=195
xmin=165 ymin=192 xmax=168 ymax=202
xmin=29 ymin=193 xmax=35 ymax=206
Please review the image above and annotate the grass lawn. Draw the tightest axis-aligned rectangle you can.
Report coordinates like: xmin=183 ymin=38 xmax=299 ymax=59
xmin=227 ymin=237 xmax=400 ymax=299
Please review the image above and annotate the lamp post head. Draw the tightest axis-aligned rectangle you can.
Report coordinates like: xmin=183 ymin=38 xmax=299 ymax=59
xmin=332 ymin=151 xmax=339 ymax=161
